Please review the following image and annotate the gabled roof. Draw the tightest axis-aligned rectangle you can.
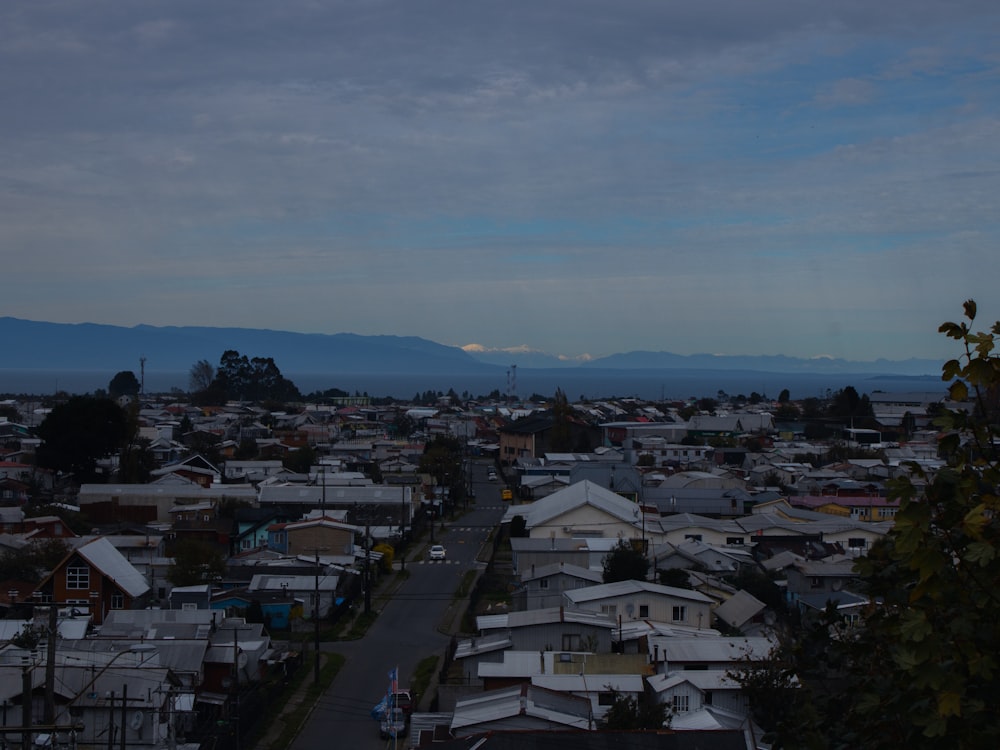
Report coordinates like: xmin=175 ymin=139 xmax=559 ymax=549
xmin=519 ymin=562 xmax=603 ymax=585
xmin=713 ymin=590 xmax=767 ymax=628
xmin=563 ymin=580 xmax=713 ymax=606
xmin=68 ymin=537 xmax=150 ymax=598
xmin=505 ymin=480 xmax=643 ymax=530
xmin=451 ymin=684 xmax=591 ymax=732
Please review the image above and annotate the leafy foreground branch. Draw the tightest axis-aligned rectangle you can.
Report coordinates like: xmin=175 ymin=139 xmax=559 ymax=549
xmin=740 ymin=300 xmax=1000 ymax=749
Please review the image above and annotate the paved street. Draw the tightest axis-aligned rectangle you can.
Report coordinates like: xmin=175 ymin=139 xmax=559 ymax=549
xmin=290 ymin=462 xmax=507 ymax=749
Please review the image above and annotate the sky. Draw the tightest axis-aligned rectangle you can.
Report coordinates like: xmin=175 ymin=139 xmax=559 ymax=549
xmin=3 ymin=1 xmax=999 ymax=363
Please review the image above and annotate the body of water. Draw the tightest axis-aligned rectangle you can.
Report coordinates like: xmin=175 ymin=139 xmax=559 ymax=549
xmin=0 ymin=368 xmax=944 ymax=402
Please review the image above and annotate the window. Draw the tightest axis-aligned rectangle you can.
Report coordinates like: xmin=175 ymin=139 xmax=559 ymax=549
xmin=726 ymin=536 xmax=744 ymax=545
xmin=848 ymin=537 xmax=867 ymax=549
xmin=539 ymin=579 xmax=549 ymax=589
xmin=600 ymin=604 xmax=617 ymax=616
xmin=182 ymin=602 xmax=198 ymax=611
xmin=562 ymin=634 xmax=582 ymax=650
xmin=598 ymin=692 xmax=616 ymax=707
xmin=111 ymin=593 xmax=124 ymax=609
xmin=672 ymin=606 xmax=687 ymax=622
xmin=811 ymin=576 xmax=823 ymax=588
xmin=639 ymin=605 xmax=649 ymax=618
xmin=684 ymin=534 xmax=702 ymax=542
xmin=672 ymin=695 xmax=689 ymax=713
xmin=66 ymin=565 xmax=89 ymax=590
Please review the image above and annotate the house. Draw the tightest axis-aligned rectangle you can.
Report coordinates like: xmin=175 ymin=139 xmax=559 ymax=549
xmin=503 ymin=480 xmax=647 ymax=543
xmin=513 ymin=562 xmax=603 ymax=611
xmin=17 ymin=514 xmax=77 ymax=539
xmin=476 ymin=608 xmax=621 ymax=654
xmin=785 ymin=558 xmax=860 ymax=604
xmin=509 ymin=537 xmax=621 ymax=577
xmin=150 ymin=454 xmax=223 ymax=488
xmin=562 ymin=580 xmax=714 ymax=630
xmin=168 ymin=583 xmax=213 ymax=610
xmin=648 ymin=669 xmax=749 ymax=717
xmin=498 ymin=414 xmax=600 ymax=465
xmin=266 ymin=516 xmax=357 ymax=557
xmin=34 ymin=537 xmax=151 ymax=625
xmin=450 ymin=684 xmax=593 ymax=736
xmin=653 ymin=539 xmax=756 ymax=577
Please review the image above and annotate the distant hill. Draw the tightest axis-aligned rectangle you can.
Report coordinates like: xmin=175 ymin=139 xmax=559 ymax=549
xmin=0 ymin=317 xmax=945 ymax=399
xmin=0 ymin=317 xmax=499 ymax=376
xmin=581 ymin=350 xmax=943 ymax=377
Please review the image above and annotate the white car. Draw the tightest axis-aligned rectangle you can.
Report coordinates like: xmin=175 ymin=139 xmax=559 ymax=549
xmin=429 ymin=544 xmax=446 ymax=560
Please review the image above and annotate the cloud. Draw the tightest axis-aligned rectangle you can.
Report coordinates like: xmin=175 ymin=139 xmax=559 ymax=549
xmin=0 ymin=0 xmax=997 ymax=363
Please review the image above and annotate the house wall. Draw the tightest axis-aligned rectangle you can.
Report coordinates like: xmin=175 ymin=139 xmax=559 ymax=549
xmin=485 ymin=622 xmax=615 ymax=654
xmin=530 ymin=507 xmax=640 ymax=540
xmin=512 ymin=548 xmax=592 ymax=577
xmin=44 ymin=555 xmax=137 ymax=625
xmin=515 ymin=573 xmax=599 ymax=611
xmin=569 ymin=592 xmax=712 ymax=629
xmin=287 ymin=526 xmax=354 ymax=556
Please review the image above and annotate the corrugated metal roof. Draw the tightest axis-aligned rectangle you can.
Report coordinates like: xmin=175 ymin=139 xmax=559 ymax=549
xmin=76 ymin=537 xmax=150 ymax=598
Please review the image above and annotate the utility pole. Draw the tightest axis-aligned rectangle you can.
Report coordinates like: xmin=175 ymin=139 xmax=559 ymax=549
xmin=314 ymin=549 xmax=321 ymax=684
xmin=21 ymin=668 xmax=31 ymax=750
xmin=400 ymin=498 xmax=406 ymax=573
xmin=44 ymin=605 xmax=56 ymax=724
xmin=364 ymin=520 xmax=372 ymax=615
xmin=120 ymin=683 xmax=127 ymax=750
xmin=232 ymin=625 xmax=240 ymax=750
xmin=106 ymin=690 xmax=114 ymax=750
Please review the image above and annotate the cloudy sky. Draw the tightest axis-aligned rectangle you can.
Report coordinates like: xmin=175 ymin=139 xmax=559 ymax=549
xmin=3 ymin=1 xmax=998 ymax=363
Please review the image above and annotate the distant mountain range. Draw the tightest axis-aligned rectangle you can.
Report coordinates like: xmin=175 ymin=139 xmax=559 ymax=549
xmin=0 ymin=317 xmax=945 ymax=398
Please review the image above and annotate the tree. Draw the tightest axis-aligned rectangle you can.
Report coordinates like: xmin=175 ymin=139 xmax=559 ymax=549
xmin=778 ymin=388 xmax=791 ymax=404
xmin=602 ymin=689 xmax=670 ymax=730
xmin=657 ymin=567 xmax=693 ymax=589
xmin=189 ymin=359 xmax=215 ymax=392
xmin=602 ymin=539 xmax=649 ymax=583
xmin=167 ymin=539 xmax=226 ymax=586
xmin=766 ymin=301 xmax=1000 ymax=749
xmin=36 ymin=396 xmax=129 ymax=480
xmin=550 ymin=388 xmax=574 ymax=451
xmin=108 ymin=370 xmax=140 ymax=399
xmin=210 ymin=350 xmax=301 ymax=403
xmin=826 ymin=300 xmax=1000 ymax=747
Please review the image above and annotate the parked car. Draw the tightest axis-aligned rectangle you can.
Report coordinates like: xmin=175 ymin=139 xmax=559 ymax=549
xmin=379 ymin=707 xmax=407 ymax=739
xmin=429 ymin=544 xmax=446 ymax=560
xmin=488 ymin=470 xmax=497 ymax=481
xmin=391 ymin=690 xmax=414 ymax=715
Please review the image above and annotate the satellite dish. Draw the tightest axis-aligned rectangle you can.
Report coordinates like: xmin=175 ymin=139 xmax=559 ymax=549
xmin=238 ymin=651 xmax=249 ymax=670
xmin=129 ymin=711 xmax=144 ymax=731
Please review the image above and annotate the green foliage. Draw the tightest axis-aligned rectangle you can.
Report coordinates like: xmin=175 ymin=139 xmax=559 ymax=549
xmin=602 ymin=539 xmax=650 ymax=583
xmin=36 ymin=396 xmax=129 ymax=480
xmin=550 ymin=388 xmax=573 ymax=452
xmin=779 ymin=301 xmax=1000 ymax=749
xmin=10 ymin=624 xmax=42 ymax=651
xmin=657 ymin=567 xmax=693 ymax=589
xmin=188 ymin=359 xmax=215 ymax=393
xmin=602 ymin=689 xmax=669 ymax=730
xmin=167 ymin=538 xmax=226 ymax=586
xmin=283 ymin=444 xmax=316 ymax=474
xmin=210 ymin=350 xmax=301 ymax=403
xmin=509 ymin=515 xmax=527 ymax=538
xmin=0 ymin=539 xmax=71 ymax=584
xmin=108 ymin=370 xmax=140 ymax=398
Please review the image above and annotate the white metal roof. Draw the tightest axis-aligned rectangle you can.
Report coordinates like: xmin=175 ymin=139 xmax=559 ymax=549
xmin=76 ymin=537 xmax=150 ymax=598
